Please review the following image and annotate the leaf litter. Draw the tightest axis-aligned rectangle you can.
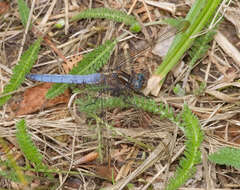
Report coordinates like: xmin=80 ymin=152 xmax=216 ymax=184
xmin=1 ymin=0 xmax=240 ymax=189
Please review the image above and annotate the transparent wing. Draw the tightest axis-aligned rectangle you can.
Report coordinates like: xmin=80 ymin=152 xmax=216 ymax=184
xmin=112 ymin=21 xmax=190 ymax=72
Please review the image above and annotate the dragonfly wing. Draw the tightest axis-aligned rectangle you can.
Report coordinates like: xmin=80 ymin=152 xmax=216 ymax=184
xmin=26 ymin=73 xmax=104 ymax=84
xmin=152 ymin=29 xmax=176 ymax=57
xmin=113 ymin=21 xmax=190 ymax=72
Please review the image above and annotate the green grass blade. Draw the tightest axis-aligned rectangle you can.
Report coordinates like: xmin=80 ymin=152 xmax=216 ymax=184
xmin=17 ymin=0 xmax=30 ymax=28
xmin=188 ymin=29 xmax=216 ymax=67
xmin=165 ymin=105 xmax=204 ymax=190
xmin=16 ymin=119 xmax=48 ymax=171
xmin=0 ymin=38 xmax=42 ymax=107
xmin=159 ymin=0 xmax=221 ymax=75
xmin=146 ymin=0 xmax=223 ymax=95
xmin=70 ymin=8 xmax=141 ymax=33
xmin=209 ymin=147 xmax=240 ymax=169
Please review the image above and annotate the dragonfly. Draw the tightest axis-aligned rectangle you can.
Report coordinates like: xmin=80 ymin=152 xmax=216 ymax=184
xmin=26 ymin=72 xmax=145 ymax=94
xmin=26 ymin=21 xmax=189 ymax=95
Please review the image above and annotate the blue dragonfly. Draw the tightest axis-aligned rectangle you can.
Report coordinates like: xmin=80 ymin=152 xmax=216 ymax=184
xmin=26 ymin=21 xmax=189 ymax=96
xmin=26 ymin=72 xmax=145 ymax=94
xmin=26 ymin=42 xmax=150 ymax=95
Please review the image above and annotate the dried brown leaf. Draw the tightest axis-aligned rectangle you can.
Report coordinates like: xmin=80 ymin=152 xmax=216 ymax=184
xmin=0 ymin=1 xmax=9 ymax=15
xmin=75 ymin=151 xmax=98 ymax=165
xmin=12 ymin=83 xmax=70 ymax=116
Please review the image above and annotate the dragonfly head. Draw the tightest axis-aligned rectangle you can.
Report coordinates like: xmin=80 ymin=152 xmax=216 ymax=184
xmin=132 ymin=73 xmax=145 ymax=90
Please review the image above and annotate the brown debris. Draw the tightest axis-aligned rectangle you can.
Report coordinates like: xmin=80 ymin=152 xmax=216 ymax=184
xmin=10 ymin=83 xmax=70 ymax=116
xmin=0 ymin=1 xmax=9 ymax=15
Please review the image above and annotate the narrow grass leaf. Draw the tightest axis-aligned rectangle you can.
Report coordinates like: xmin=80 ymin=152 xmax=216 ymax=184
xmin=188 ymin=29 xmax=216 ymax=67
xmin=0 ymin=38 xmax=42 ymax=107
xmin=145 ymin=0 xmax=223 ymax=96
xmin=165 ymin=105 xmax=204 ymax=190
xmin=17 ymin=0 xmax=30 ymax=28
xmin=209 ymin=147 xmax=240 ymax=169
xmin=70 ymin=8 xmax=141 ymax=33
xmin=16 ymin=119 xmax=47 ymax=171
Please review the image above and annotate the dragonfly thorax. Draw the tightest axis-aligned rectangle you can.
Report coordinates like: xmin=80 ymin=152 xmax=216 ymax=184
xmin=131 ymin=73 xmax=144 ymax=90
xmin=114 ymin=72 xmax=145 ymax=91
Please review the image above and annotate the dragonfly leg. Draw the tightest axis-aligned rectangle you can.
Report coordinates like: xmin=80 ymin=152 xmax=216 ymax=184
xmin=83 ymin=87 xmax=121 ymax=112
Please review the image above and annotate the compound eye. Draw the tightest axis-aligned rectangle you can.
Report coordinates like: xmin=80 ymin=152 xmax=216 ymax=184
xmin=134 ymin=73 xmax=144 ymax=89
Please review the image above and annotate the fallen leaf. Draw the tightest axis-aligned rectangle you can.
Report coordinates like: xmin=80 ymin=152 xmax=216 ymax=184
xmin=210 ymin=55 xmax=238 ymax=82
xmin=75 ymin=151 xmax=98 ymax=165
xmin=145 ymin=1 xmax=176 ymax=15
xmin=65 ymin=177 xmax=82 ymax=189
xmin=112 ymin=144 xmax=131 ymax=162
xmin=43 ymin=35 xmax=69 ymax=64
xmin=215 ymin=125 xmax=240 ymax=144
xmin=0 ymin=1 xmax=9 ymax=15
xmin=77 ymin=164 xmax=117 ymax=181
xmin=116 ymin=147 xmax=139 ymax=181
xmin=11 ymin=83 xmax=70 ymax=116
xmin=63 ymin=54 xmax=83 ymax=73
xmin=95 ymin=165 xmax=117 ymax=181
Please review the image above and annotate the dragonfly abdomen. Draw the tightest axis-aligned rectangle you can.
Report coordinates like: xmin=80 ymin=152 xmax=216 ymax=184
xmin=26 ymin=73 xmax=104 ymax=84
